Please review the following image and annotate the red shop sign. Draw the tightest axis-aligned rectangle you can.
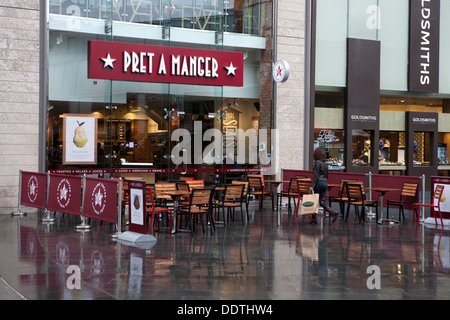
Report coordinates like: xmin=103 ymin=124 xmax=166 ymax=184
xmin=82 ymin=177 xmax=118 ymax=224
xmin=20 ymin=171 xmax=47 ymax=209
xmin=47 ymin=174 xmax=82 ymax=216
xmin=88 ymin=40 xmax=244 ymax=87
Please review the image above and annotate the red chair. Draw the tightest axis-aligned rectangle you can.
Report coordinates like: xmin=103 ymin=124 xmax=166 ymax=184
xmin=413 ymin=185 xmax=444 ymax=226
xmin=146 ymin=186 xmax=173 ymax=234
xmin=295 ymin=179 xmax=312 ymax=216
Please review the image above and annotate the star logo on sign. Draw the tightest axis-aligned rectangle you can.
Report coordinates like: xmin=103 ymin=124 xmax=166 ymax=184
xmin=224 ymin=62 xmax=237 ymax=76
xmin=60 ymin=184 xmax=68 ymax=201
xmin=94 ymin=189 xmax=103 ymax=207
xmin=276 ymin=64 xmax=283 ymax=77
xmin=100 ymin=53 xmax=116 ymax=69
xmin=29 ymin=181 xmax=36 ymax=196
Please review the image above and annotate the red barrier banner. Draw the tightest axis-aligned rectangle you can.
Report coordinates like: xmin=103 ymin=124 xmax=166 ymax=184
xmin=128 ymin=180 xmax=147 ymax=234
xmin=47 ymin=174 xmax=82 ymax=216
xmin=20 ymin=171 xmax=47 ymax=209
xmin=82 ymin=177 xmax=118 ymax=224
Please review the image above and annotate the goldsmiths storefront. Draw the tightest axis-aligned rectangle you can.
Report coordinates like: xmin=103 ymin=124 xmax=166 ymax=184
xmin=310 ymin=0 xmax=450 ymax=180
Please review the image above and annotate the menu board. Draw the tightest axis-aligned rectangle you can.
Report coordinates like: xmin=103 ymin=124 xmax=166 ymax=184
xmin=431 ymin=176 xmax=450 ymax=219
xmin=128 ymin=180 xmax=147 ymax=234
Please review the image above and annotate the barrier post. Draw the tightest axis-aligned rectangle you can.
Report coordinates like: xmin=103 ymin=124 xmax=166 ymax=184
xmin=41 ymin=172 xmax=56 ymax=223
xmin=366 ymin=172 xmax=375 ymax=217
xmin=76 ymin=174 xmax=91 ymax=230
xmin=11 ymin=170 xmax=26 ymax=217
xmin=111 ymin=178 xmax=123 ymax=239
xmin=420 ymin=174 xmax=426 ymax=223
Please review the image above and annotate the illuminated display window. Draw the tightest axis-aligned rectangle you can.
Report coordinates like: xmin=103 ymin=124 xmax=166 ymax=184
xmin=413 ymin=132 xmax=432 ymax=166
xmin=379 ymin=131 xmax=406 ymax=168
xmin=352 ymin=130 xmax=372 ymax=166
xmin=314 ymin=129 xmax=344 ymax=170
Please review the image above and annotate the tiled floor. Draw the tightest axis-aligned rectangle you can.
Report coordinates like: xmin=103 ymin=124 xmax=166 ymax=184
xmin=1 ymin=202 xmax=450 ymax=300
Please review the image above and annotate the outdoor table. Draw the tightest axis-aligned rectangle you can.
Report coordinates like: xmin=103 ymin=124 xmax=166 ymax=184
xmin=366 ymin=187 xmax=401 ymax=224
xmin=164 ymin=190 xmax=190 ymax=233
xmin=265 ymin=180 xmax=289 ymax=211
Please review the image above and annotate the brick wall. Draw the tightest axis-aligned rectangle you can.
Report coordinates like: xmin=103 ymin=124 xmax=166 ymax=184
xmin=0 ymin=1 xmax=40 ymax=214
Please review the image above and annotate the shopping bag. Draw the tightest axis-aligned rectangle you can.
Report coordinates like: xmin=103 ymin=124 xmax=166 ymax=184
xmin=300 ymin=192 xmax=319 ymax=215
xmin=297 ymin=235 xmax=319 ymax=261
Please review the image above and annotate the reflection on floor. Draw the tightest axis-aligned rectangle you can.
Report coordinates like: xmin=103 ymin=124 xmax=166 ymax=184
xmin=1 ymin=202 xmax=450 ymax=300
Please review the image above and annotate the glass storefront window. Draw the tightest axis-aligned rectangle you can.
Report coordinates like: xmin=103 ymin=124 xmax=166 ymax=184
xmin=314 ymin=129 xmax=344 ymax=171
xmin=413 ymin=131 xmax=432 ymax=166
xmin=379 ymin=131 xmax=405 ymax=167
xmin=47 ymin=0 xmax=271 ymax=183
xmin=352 ymin=130 xmax=372 ymax=166
xmin=438 ymin=133 xmax=450 ymax=165
xmin=48 ymin=0 xmax=261 ymax=36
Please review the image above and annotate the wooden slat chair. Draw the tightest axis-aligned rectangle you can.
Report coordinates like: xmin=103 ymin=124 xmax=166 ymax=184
xmin=413 ymin=184 xmax=444 ymax=226
xmin=177 ymin=187 xmax=215 ymax=234
xmin=176 ymin=182 xmax=191 ymax=207
xmin=247 ymin=174 xmax=274 ymax=210
xmin=231 ymin=180 xmax=250 ymax=218
xmin=329 ymin=179 xmax=358 ymax=216
xmin=214 ymin=184 xmax=246 ymax=224
xmin=146 ymin=186 xmax=173 ymax=234
xmin=386 ymin=182 xmax=419 ymax=221
xmin=295 ymin=179 xmax=313 ymax=216
xmin=345 ymin=182 xmax=378 ymax=223
xmin=179 ymin=176 xmax=194 ymax=181
xmin=154 ymin=183 xmax=177 ymax=207
xmin=186 ymin=179 xmax=205 ymax=191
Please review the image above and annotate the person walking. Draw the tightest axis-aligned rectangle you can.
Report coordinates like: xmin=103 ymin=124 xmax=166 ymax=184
xmin=311 ymin=147 xmax=338 ymax=224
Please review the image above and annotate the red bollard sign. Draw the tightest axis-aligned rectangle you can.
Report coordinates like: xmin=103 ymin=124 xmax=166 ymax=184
xmin=82 ymin=177 xmax=118 ymax=224
xmin=20 ymin=171 xmax=47 ymax=209
xmin=47 ymin=174 xmax=82 ymax=216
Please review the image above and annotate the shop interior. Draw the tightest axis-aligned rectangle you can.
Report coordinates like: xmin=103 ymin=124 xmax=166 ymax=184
xmin=48 ymin=93 xmax=260 ymax=181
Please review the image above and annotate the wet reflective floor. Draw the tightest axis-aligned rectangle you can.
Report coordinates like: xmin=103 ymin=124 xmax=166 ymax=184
xmin=1 ymin=203 xmax=450 ymax=300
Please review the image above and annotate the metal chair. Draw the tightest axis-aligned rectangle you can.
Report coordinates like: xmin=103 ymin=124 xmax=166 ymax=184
xmin=345 ymin=182 xmax=378 ymax=223
xmin=386 ymin=182 xmax=419 ymax=221
xmin=214 ymin=184 xmax=246 ymax=224
xmin=154 ymin=182 xmax=177 ymax=207
xmin=413 ymin=184 xmax=444 ymax=226
xmin=146 ymin=186 xmax=173 ymax=234
xmin=329 ymin=179 xmax=358 ymax=216
xmin=185 ymin=179 xmax=205 ymax=191
xmin=177 ymin=187 xmax=215 ymax=234
xmin=247 ymin=175 xmax=274 ymax=210
xmin=232 ymin=180 xmax=250 ymax=217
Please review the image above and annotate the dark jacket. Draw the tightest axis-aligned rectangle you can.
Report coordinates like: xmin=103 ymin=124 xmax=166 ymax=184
xmin=312 ymin=160 xmax=328 ymax=189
